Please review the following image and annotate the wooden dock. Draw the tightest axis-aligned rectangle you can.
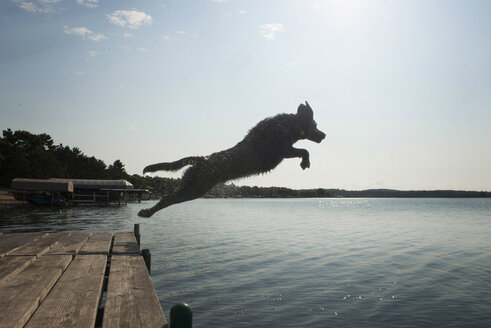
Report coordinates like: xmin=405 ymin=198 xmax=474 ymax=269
xmin=0 ymin=228 xmax=168 ymax=328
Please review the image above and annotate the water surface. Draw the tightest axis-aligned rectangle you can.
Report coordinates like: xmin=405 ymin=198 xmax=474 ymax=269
xmin=1 ymin=198 xmax=490 ymax=327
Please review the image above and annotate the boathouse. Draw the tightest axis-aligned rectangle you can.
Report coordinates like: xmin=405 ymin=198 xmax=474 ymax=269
xmin=11 ymin=178 xmax=74 ymax=205
xmin=11 ymin=178 xmax=148 ymax=205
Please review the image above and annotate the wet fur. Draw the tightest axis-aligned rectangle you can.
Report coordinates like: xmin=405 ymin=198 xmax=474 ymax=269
xmin=138 ymin=102 xmax=325 ymax=217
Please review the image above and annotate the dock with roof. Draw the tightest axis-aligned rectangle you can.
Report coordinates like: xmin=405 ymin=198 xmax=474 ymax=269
xmin=10 ymin=178 xmax=148 ymax=206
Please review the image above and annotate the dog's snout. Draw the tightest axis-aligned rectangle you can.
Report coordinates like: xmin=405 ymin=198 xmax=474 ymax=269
xmin=315 ymin=129 xmax=326 ymax=143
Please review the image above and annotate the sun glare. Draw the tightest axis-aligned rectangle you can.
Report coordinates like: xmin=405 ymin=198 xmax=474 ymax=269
xmin=323 ymin=0 xmax=365 ymax=27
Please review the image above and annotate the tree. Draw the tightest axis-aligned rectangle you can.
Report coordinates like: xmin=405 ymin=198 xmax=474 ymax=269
xmin=0 ymin=129 xmax=65 ymax=185
xmin=106 ymin=160 xmax=128 ymax=179
xmin=0 ymin=129 xmax=113 ymax=186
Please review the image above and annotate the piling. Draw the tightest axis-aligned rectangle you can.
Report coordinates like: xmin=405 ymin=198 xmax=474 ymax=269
xmin=142 ymin=248 xmax=151 ymax=275
xmin=134 ymin=223 xmax=141 ymax=247
xmin=170 ymin=302 xmax=193 ymax=328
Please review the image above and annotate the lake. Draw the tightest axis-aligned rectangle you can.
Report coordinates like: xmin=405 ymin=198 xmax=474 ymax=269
xmin=1 ymin=198 xmax=490 ymax=327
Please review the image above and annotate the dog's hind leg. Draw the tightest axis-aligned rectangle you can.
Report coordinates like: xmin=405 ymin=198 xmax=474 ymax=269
xmin=138 ymin=164 xmax=216 ymax=218
xmin=137 ymin=184 xmax=209 ymax=217
xmin=137 ymin=191 xmax=182 ymax=217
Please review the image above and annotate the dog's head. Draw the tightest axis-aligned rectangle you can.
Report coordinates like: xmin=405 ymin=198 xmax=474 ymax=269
xmin=296 ymin=101 xmax=326 ymax=143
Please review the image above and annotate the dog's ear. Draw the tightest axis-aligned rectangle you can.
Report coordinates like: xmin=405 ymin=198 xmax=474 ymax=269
xmin=297 ymin=101 xmax=313 ymax=121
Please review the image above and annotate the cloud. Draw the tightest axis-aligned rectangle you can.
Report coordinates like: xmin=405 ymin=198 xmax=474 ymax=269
xmin=19 ymin=2 xmax=38 ymax=12
xmin=88 ymin=50 xmax=100 ymax=57
xmin=15 ymin=0 xmax=60 ymax=14
xmin=87 ymin=34 xmax=107 ymax=42
xmin=64 ymin=26 xmax=107 ymax=42
xmin=107 ymin=10 xmax=152 ymax=29
xmin=175 ymin=30 xmax=199 ymax=39
xmin=238 ymin=10 xmax=247 ymax=15
xmin=121 ymin=46 xmax=149 ymax=53
xmin=76 ymin=0 xmax=99 ymax=8
xmin=259 ymin=23 xmax=286 ymax=40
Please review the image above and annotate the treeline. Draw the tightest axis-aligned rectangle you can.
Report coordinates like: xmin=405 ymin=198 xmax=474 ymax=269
xmin=205 ymin=184 xmax=329 ymax=198
xmin=201 ymin=186 xmax=490 ymax=198
xmin=320 ymin=189 xmax=491 ymax=198
xmin=0 ymin=129 xmax=177 ymax=193
xmin=0 ymin=129 xmax=129 ymax=186
xmin=1 ymin=129 xmax=489 ymax=198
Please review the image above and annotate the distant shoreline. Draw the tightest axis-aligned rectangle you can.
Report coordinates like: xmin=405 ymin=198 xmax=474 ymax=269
xmin=297 ymin=188 xmax=491 ymax=198
xmin=155 ymin=188 xmax=491 ymax=200
xmin=1 ymin=188 xmax=489 ymax=207
xmin=203 ymin=185 xmax=491 ymax=199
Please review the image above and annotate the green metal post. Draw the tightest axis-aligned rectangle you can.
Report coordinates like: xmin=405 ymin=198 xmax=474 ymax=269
xmin=170 ymin=302 xmax=192 ymax=328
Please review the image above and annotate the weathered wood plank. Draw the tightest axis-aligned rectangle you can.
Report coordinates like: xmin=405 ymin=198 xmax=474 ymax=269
xmin=0 ymin=255 xmax=72 ymax=328
xmin=7 ymin=233 xmax=69 ymax=257
xmin=25 ymin=255 xmax=107 ymax=328
xmin=112 ymin=232 xmax=139 ymax=254
xmin=79 ymin=232 xmax=112 ymax=255
xmin=102 ymin=255 xmax=167 ymax=328
xmin=0 ymin=233 xmax=47 ymax=257
xmin=45 ymin=232 xmax=92 ymax=257
xmin=0 ymin=255 xmax=36 ymax=286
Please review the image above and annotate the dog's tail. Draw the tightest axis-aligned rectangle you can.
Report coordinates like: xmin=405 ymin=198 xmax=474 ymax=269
xmin=143 ymin=156 xmax=203 ymax=174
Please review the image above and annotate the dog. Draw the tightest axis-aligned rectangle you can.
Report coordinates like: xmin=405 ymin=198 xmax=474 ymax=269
xmin=138 ymin=101 xmax=325 ymax=217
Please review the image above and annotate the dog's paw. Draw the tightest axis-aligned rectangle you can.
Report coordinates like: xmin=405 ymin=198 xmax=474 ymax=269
xmin=300 ymin=160 xmax=310 ymax=170
xmin=138 ymin=209 xmax=152 ymax=218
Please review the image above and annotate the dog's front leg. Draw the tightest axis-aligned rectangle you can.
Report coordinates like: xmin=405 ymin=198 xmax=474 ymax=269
xmin=299 ymin=149 xmax=310 ymax=169
xmin=285 ymin=147 xmax=310 ymax=170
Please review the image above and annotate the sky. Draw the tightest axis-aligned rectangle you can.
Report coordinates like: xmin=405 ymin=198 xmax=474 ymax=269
xmin=1 ymin=0 xmax=490 ymax=191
